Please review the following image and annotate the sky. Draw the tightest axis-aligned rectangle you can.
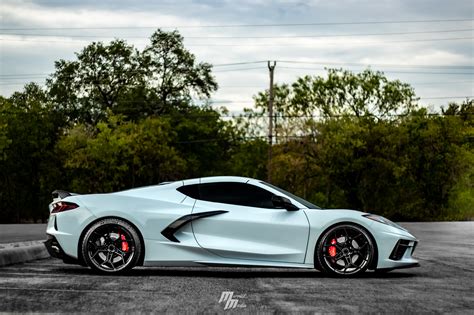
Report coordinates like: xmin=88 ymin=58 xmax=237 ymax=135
xmin=1 ymin=0 xmax=473 ymax=113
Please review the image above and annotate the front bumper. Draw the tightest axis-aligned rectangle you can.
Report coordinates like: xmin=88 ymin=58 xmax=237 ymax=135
xmin=390 ymin=239 xmax=418 ymax=261
xmin=375 ymin=239 xmax=420 ymax=271
xmin=373 ymin=224 xmax=420 ymax=270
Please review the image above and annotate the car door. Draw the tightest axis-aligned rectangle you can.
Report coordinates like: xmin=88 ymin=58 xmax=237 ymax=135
xmin=190 ymin=180 xmax=310 ymax=264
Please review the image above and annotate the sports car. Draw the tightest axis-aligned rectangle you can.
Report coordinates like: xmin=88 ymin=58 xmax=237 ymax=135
xmin=44 ymin=176 xmax=419 ymax=275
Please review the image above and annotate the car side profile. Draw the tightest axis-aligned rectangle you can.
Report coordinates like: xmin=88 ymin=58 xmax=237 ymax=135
xmin=45 ymin=176 xmax=419 ymax=276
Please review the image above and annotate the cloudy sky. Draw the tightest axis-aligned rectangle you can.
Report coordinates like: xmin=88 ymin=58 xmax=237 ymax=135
xmin=1 ymin=0 xmax=473 ymax=112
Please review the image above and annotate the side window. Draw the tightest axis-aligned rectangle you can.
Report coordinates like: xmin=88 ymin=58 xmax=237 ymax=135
xmin=177 ymin=184 xmax=200 ymax=199
xmin=198 ymin=182 xmax=275 ymax=208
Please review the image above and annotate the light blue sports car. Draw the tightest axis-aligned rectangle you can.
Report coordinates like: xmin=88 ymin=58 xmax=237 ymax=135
xmin=45 ymin=176 xmax=419 ymax=275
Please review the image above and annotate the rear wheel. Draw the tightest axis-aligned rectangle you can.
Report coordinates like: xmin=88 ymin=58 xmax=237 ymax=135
xmin=81 ymin=218 xmax=142 ymax=273
xmin=316 ymin=224 xmax=374 ymax=276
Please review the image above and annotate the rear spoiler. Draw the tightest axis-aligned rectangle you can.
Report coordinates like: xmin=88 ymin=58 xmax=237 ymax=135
xmin=52 ymin=190 xmax=79 ymax=202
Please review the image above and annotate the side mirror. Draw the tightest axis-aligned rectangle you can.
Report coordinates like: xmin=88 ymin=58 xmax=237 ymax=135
xmin=272 ymin=195 xmax=299 ymax=211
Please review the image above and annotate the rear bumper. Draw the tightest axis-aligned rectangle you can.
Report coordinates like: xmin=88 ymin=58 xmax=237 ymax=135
xmin=44 ymin=234 xmax=80 ymax=264
xmin=44 ymin=235 xmax=63 ymax=259
xmin=45 ymin=203 xmax=96 ymax=260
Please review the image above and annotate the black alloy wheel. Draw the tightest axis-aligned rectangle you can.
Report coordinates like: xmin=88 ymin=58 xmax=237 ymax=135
xmin=82 ymin=218 xmax=142 ymax=273
xmin=316 ymin=224 xmax=375 ymax=276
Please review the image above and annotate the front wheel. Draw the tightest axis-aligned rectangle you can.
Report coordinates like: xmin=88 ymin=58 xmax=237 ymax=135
xmin=316 ymin=224 xmax=375 ymax=276
xmin=81 ymin=218 xmax=142 ymax=273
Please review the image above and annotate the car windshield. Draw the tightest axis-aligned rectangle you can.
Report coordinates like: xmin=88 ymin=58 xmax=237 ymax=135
xmin=260 ymin=181 xmax=321 ymax=209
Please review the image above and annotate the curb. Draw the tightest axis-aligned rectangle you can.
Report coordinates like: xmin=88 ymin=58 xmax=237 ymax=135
xmin=0 ymin=241 xmax=50 ymax=267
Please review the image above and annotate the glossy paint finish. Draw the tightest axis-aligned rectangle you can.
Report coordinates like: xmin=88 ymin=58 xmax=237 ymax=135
xmin=46 ymin=176 xmax=418 ymax=271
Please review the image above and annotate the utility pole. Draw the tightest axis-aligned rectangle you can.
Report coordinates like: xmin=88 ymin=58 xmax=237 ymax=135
xmin=267 ymin=61 xmax=276 ymax=183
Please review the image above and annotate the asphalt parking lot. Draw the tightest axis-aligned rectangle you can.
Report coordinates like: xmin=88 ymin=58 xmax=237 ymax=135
xmin=0 ymin=222 xmax=473 ymax=313
xmin=0 ymin=224 xmax=47 ymax=243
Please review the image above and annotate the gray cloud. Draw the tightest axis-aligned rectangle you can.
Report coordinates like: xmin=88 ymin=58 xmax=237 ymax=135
xmin=1 ymin=0 xmax=472 ymax=109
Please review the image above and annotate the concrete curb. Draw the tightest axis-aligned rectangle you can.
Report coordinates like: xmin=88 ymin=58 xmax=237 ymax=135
xmin=0 ymin=241 xmax=50 ymax=267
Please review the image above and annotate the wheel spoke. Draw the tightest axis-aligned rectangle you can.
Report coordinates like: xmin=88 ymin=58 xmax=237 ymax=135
xmin=353 ymin=233 xmax=363 ymax=240
xmin=115 ymin=250 xmax=125 ymax=265
xmin=358 ymin=242 xmax=368 ymax=250
xmin=106 ymin=251 xmax=113 ymax=263
xmin=91 ymin=248 xmax=106 ymax=259
xmin=343 ymin=228 xmax=350 ymax=242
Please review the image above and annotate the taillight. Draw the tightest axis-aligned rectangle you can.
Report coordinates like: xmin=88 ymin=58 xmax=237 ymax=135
xmin=51 ymin=201 xmax=79 ymax=213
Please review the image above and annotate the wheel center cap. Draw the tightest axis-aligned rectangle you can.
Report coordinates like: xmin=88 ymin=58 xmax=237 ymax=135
xmin=107 ymin=245 xmax=115 ymax=251
xmin=342 ymin=248 xmax=350 ymax=255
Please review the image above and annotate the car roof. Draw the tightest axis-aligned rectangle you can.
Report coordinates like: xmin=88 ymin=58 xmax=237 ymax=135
xmin=182 ymin=176 xmax=253 ymax=185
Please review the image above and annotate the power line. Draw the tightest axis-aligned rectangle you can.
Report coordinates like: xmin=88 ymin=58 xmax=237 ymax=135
xmin=2 ymin=28 xmax=472 ymax=39
xmin=0 ymin=67 xmax=267 ymax=80
xmin=1 ymin=36 xmax=471 ymax=46
xmin=186 ymin=36 xmax=474 ymax=46
xmin=277 ymin=60 xmax=474 ymax=69
xmin=420 ymin=96 xmax=473 ymax=100
xmin=206 ymin=96 xmax=474 ymax=101
xmin=278 ymin=66 xmax=474 ymax=75
xmin=213 ymin=66 xmax=266 ymax=73
xmin=0 ymin=107 xmax=470 ymax=119
xmin=213 ymin=61 xmax=267 ymax=67
xmin=2 ymin=79 xmax=473 ymax=87
xmin=412 ymin=80 xmax=474 ymax=85
xmin=1 ymin=18 xmax=472 ymax=31
xmin=2 ymin=59 xmax=474 ymax=78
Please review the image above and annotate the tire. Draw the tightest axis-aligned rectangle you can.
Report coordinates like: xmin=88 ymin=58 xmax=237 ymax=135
xmin=315 ymin=223 xmax=375 ymax=276
xmin=81 ymin=218 xmax=142 ymax=273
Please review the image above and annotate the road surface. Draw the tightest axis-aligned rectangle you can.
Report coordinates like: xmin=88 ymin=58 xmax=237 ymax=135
xmin=0 ymin=222 xmax=473 ymax=313
xmin=0 ymin=224 xmax=47 ymax=243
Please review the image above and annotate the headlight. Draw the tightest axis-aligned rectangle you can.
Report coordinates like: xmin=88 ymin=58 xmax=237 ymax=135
xmin=363 ymin=214 xmax=407 ymax=231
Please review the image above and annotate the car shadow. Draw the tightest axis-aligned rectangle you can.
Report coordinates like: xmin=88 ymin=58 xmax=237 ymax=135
xmin=61 ymin=266 xmax=418 ymax=279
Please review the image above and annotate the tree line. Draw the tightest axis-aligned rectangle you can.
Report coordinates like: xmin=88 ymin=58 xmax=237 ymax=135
xmin=0 ymin=30 xmax=472 ymax=223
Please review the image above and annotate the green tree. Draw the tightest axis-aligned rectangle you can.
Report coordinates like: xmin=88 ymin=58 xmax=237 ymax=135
xmin=141 ymin=30 xmax=217 ymax=108
xmin=57 ymin=113 xmax=186 ymax=193
xmin=47 ymin=29 xmax=218 ymax=124
xmin=227 ymin=138 xmax=269 ymax=180
xmin=47 ymin=40 xmax=143 ymax=124
xmin=250 ymin=68 xmax=418 ymax=137
xmin=247 ymin=69 xmax=473 ymax=220
xmin=0 ymin=83 xmax=63 ymax=222
xmin=0 ymin=98 xmax=11 ymax=160
xmin=170 ymin=105 xmax=236 ymax=177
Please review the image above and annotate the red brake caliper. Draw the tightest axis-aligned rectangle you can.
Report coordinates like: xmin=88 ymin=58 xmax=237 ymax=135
xmin=328 ymin=238 xmax=337 ymax=257
xmin=121 ymin=234 xmax=129 ymax=252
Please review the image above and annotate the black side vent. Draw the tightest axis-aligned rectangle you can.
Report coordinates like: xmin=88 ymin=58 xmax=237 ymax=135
xmin=389 ymin=239 xmax=410 ymax=260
